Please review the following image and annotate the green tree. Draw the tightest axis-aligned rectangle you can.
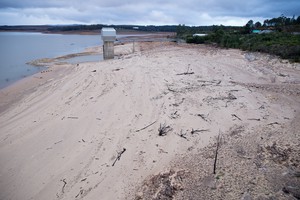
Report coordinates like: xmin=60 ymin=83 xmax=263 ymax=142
xmin=244 ymin=20 xmax=254 ymax=33
xmin=255 ymin=21 xmax=262 ymax=28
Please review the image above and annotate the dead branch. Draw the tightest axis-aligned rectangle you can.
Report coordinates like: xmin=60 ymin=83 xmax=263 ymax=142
xmin=197 ymin=114 xmax=209 ymax=122
xmin=135 ymin=121 xmax=157 ymax=132
xmin=112 ymin=148 xmax=126 ymax=167
xmin=158 ymin=123 xmax=173 ymax=136
xmin=61 ymin=178 xmax=67 ymax=193
xmin=177 ymin=129 xmax=188 ymax=140
xmin=267 ymin=122 xmax=279 ymax=126
xmin=214 ymin=93 xmax=237 ymax=101
xmin=213 ymin=132 xmax=221 ymax=174
xmin=54 ymin=140 xmax=63 ymax=145
xmin=231 ymin=114 xmax=242 ymax=121
xmin=177 ymin=72 xmax=194 ymax=75
xmin=247 ymin=118 xmax=261 ymax=121
xmin=191 ymin=129 xmax=209 ymax=135
xmin=176 ymin=66 xmax=194 ymax=75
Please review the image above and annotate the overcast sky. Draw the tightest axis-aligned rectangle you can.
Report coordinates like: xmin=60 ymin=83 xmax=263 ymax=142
xmin=0 ymin=0 xmax=299 ymax=26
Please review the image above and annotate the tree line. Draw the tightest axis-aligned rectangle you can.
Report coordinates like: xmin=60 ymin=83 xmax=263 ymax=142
xmin=182 ymin=15 xmax=300 ymax=62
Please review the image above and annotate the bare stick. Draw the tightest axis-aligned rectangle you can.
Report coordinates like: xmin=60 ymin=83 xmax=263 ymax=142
xmin=177 ymin=129 xmax=188 ymax=140
xmin=197 ymin=114 xmax=209 ymax=122
xmin=231 ymin=114 xmax=242 ymax=121
xmin=135 ymin=121 xmax=157 ymax=132
xmin=112 ymin=148 xmax=126 ymax=166
xmin=61 ymin=179 xmax=67 ymax=193
xmin=54 ymin=140 xmax=63 ymax=145
xmin=176 ymin=72 xmax=194 ymax=75
xmin=191 ymin=129 xmax=209 ymax=134
xmin=247 ymin=118 xmax=260 ymax=121
xmin=176 ymin=66 xmax=194 ymax=75
xmin=267 ymin=122 xmax=279 ymax=126
xmin=213 ymin=131 xmax=221 ymax=174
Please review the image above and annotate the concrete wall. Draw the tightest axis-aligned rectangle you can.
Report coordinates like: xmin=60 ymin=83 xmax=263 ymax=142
xmin=103 ymin=41 xmax=114 ymax=59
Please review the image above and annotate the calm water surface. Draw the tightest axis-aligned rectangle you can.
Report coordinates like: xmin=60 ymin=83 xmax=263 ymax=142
xmin=0 ymin=32 xmax=103 ymax=89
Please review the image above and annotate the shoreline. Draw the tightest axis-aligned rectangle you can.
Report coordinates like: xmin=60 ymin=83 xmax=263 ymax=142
xmin=0 ymin=32 xmax=175 ymax=90
xmin=0 ymin=41 xmax=299 ymax=200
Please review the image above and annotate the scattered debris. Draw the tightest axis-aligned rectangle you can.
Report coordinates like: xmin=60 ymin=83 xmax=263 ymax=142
xmin=267 ymin=122 xmax=280 ymax=126
xmin=113 ymin=68 xmax=123 ymax=71
xmin=213 ymin=132 xmax=221 ymax=174
xmin=196 ymin=114 xmax=210 ymax=122
xmin=170 ymin=111 xmax=180 ymax=119
xmin=177 ymin=129 xmax=188 ymax=140
xmin=82 ymin=139 xmax=85 ymax=142
xmin=231 ymin=114 xmax=242 ymax=121
xmin=112 ymin=148 xmax=126 ymax=167
xmin=247 ymin=118 xmax=261 ymax=121
xmin=54 ymin=140 xmax=63 ymax=145
xmin=159 ymin=149 xmax=168 ymax=154
xmin=191 ymin=129 xmax=209 ymax=135
xmin=75 ymin=189 xmax=84 ymax=198
xmin=61 ymin=179 xmax=67 ymax=193
xmin=91 ymin=70 xmax=96 ymax=72
xmin=176 ymin=67 xmax=194 ymax=75
xmin=158 ymin=123 xmax=173 ymax=136
xmin=135 ymin=121 xmax=157 ymax=132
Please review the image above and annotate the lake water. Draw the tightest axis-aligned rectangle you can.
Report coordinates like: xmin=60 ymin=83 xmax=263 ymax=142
xmin=0 ymin=32 xmax=103 ymax=89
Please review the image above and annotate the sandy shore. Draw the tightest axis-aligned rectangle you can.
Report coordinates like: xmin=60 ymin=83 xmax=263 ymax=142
xmin=0 ymin=42 xmax=300 ymax=200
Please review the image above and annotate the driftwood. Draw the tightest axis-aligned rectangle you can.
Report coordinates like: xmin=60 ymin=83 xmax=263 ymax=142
xmin=135 ymin=121 xmax=157 ymax=132
xmin=176 ymin=67 xmax=194 ymax=75
xmin=231 ymin=114 xmax=242 ymax=121
xmin=112 ymin=148 xmax=126 ymax=166
xmin=177 ymin=72 xmax=194 ymax=75
xmin=158 ymin=123 xmax=173 ymax=136
xmin=197 ymin=114 xmax=210 ymax=122
xmin=54 ymin=140 xmax=63 ymax=145
xmin=213 ymin=132 xmax=221 ymax=174
xmin=177 ymin=129 xmax=188 ymax=140
xmin=247 ymin=118 xmax=261 ymax=121
xmin=61 ymin=179 xmax=67 ymax=193
xmin=268 ymin=122 xmax=279 ymax=125
xmin=191 ymin=129 xmax=209 ymax=135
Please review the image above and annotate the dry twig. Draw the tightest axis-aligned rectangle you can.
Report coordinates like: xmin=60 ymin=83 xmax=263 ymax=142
xmin=112 ymin=148 xmax=126 ymax=166
xmin=158 ymin=123 xmax=173 ymax=136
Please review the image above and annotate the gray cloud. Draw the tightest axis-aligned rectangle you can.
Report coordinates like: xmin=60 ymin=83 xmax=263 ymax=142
xmin=0 ymin=0 xmax=299 ymax=25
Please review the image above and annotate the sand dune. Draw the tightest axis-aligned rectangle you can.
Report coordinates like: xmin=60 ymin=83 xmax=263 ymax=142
xmin=0 ymin=42 xmax=299 ymax=200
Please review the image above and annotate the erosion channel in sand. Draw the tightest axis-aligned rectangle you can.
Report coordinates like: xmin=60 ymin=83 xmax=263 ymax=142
xmin=0 ymin=41 xmax=299 ymax=200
